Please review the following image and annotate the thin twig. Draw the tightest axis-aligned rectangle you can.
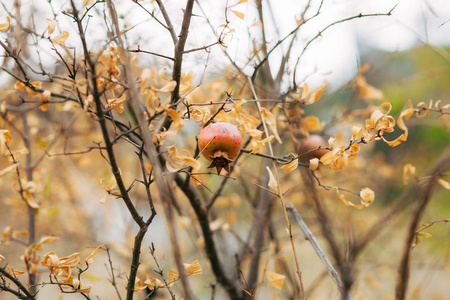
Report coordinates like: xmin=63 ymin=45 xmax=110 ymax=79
xmin=149 ymin=243 xmax=176 ymax=299
xmin=286 ymin=204 xmax=353 ymax=300
xmin=293 ymin=6 xmax=397 ymax=87
xmin=103 ymin=246 xmax=123 ymax=300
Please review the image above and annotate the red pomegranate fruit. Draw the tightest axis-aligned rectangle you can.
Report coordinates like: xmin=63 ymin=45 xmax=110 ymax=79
xmin=198 ymin=122 xmax=242 ymax=174
xmin=299 ymin=134 xmax=329 ymax=159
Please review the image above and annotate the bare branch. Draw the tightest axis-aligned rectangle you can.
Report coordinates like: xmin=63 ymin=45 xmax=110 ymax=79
xmin=287 ymin=204 xmax=353 ymax=300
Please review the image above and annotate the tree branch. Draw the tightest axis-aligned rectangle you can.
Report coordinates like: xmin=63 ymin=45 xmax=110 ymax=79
xmin=287 ymin=204 xmax=353 ymax=300
xmin=159 ymin=0 xmax=195 ymax=132
xmin=395 ymin=148 xmax=450 ymax=300
xmin=293 ymin=6 xmax=397 ymax=87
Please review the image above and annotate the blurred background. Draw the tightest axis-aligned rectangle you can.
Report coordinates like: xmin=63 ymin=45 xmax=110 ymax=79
xmin=1 ymin=0 xmax=449 ymax=299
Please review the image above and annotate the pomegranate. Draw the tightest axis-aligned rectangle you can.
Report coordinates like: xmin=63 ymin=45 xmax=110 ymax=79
xmin=198 ymin=122 xmax=242 ymax=174
xmin=299 ymin=134 xmax=329 ymax=159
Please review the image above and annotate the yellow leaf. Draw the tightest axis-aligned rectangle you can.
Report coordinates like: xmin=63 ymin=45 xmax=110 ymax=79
xmin=39 ymin=236 xmax=60 ymax=244
xmin=351 ymin=125 xmax=362 ymax=141
xmin=189 ymin=106 xmax=211 ymax=127
xmin=50 ymin=30 xmax=69 ymax=47
xmin=305 ymin=86 xmax=325 ymax=105
xmin=281 ymin=158 xmax=298 ymax=174
xmin=348 ymin=143 xmax=359 ymax=160
xmin=383 ymin=106 xmax=413 ymax=147
xmin=24 ymin=191 xmax=40 ymax=209
xmin=164 ymin=108 xmax=183 ymax=132
xmin=106 ymin=94 xmax=127 ymax=113
xmin=144 ymin=276 xmax=164 ymax=290
xmin=0 ymin=163 xmax=18 ymax=177
xmin=339 ymin=193 xmax=366 ymax=210
xmin=437 ymin=178 xmax=450 ymax=190
xmin=168 ymin=269 xmax=179 ymax=283
xmin=266 ymin=166 xmax=278 ymax=192
xmin=85 ymin=244 xmax=104 ymax=266
xmin=250 ymin=135 xmax=274 ymax=154
xmin=184 ymin=259 xmax=202 ymax=275
xmin=309 ymin=158 xmax=319 ymax=171
xmin=266 ymin=270 xmax=285 ymax=290
xmin=46 ymin=18 xmax=58 ymax=34
xmin=156 ymin=80 xmax=177 ymax=93
xmin=232 ymin=10 xmax=245 ymax=19
xmin=360 ymin=187 xmax=375 ymax=206
xmin=0 ymin=16 xmax=11 ymax=31
xmin=7 ymin=267 xmax=25 ymax=277
xmin=166 ymin=146 xmax=199 ymax=172
xmin=417 ymin=232 xmax=432 ymax=238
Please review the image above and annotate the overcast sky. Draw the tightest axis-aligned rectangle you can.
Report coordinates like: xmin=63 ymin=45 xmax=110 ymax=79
xmin=1 ymin=0 xmax=449 ymax=91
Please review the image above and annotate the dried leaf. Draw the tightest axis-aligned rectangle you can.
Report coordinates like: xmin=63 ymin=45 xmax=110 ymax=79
xmin=281 ymin=158 xmax=298 ymax=174
xmin=46 ymin=18 xmax=58 ymax=34
xmin=168 ymin=269 xmax=179 ymax=284
xmin=360 ymin=187 xmax=375 ymax=206
xmin=132 ymin=278 xmax=146 ymax=293
xmin=184 ymin=259 xmax=202 ymax=275
xmin=417 ymin=232 xmax=432 ymax=238
xmin=156 ymin=80 xmax=177 ymax=93
xmin=144 ymin=276 xmax=164 ymax=290
xmin=39 ymin=236 xmax=60 ymax=244
xmin=339 ymin=193 xmax=366 ymax=210
xmin=51 ymin=31 xmax=69 ymax=47
xmin=0 ymin=163 xmax=18 ymax=177
xmin=266 ymin=270 xmax=285 ymax=290
xmin=250 ymin=135 xmax=274 ymax=154
xmin=0 ymin=16 xmax=11 ymax=31
xmin=164 ymin=108 xmax=184 ymax=132
xmin=232 ymin=10 xmax=245 ymax=19
xmin=437 ymin=178 xmax=450 ymax=190
xmin=266 ymin=166 xmax=278 ymax=192
xmin=383 ymin=107 xmax=413 ymax=147
xmin=351 ymin=125 xmax=362 ymax=141
xmin=309 ymin=158 xmax=319 ymax=171
xmin=189 ymin=106 xmax=211 ymax=127
xmin=106 ymin=94 xmax=127 ymax=113
xmin=85 ymin=244 xmax=104 ymax=266
xmin=7 ymin=267 xmax=25 ymax=277
xmin=166 ymin=146 xmax=200 ymax=172
xmin=348 ymin=143 xmax=360 ymax=160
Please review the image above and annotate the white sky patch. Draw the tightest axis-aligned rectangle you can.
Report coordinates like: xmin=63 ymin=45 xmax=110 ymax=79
xmin=0 ymin=0 xmax=449 ymax=92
